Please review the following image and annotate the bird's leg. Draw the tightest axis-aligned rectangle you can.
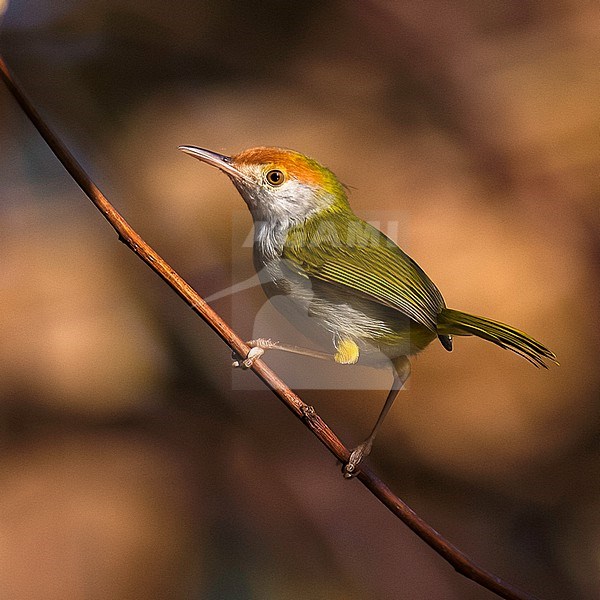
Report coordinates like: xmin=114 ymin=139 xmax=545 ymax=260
xmin=344 ymin=355 xmax=411 ymax=478
xmin=232 ymin=338 xmax=336 ymax=368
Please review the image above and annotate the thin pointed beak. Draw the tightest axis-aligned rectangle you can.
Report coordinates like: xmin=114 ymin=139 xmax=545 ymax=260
xmin=178 ymin=145 xmax=248 ymax=183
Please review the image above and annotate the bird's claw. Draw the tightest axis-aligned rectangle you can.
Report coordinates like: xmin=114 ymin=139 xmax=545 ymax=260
xmin=232 ymin=346 xmax=264 ymax=369
xmin=343 ymin=440 xmax=373 ymax=478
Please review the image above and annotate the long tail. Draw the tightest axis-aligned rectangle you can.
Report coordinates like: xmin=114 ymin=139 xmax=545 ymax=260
xmin=437 ymin=308 xmax=558 ymax=368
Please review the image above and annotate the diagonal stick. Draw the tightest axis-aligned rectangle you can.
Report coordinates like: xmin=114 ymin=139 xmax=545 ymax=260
xmin=0 ymin=54 xmax=542 ymax=600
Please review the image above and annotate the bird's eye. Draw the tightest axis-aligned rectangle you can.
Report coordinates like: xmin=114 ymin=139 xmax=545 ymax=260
xmin=265 ymin=169 xmax=285 ymax=186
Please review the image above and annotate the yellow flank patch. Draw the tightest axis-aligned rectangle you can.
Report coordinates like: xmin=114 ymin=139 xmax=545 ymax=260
xmin=232 ymin=147 xmax=331 ymax=189
xmin=334 ymin=338 xmax=360 ymax=364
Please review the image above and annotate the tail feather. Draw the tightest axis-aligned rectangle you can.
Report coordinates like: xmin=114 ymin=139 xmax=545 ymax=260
xmin=438 ymin=308 xmax=558 ymax=368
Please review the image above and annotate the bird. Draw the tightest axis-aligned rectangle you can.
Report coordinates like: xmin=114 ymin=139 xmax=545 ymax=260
xmin=179 ymin=145 xmax=557 ymax=476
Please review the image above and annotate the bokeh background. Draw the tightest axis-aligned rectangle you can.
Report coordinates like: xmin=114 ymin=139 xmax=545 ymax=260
xmin=1 ymin=1 xmax=599 ymax=598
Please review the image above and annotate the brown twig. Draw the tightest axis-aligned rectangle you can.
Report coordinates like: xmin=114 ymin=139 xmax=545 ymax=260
xmin=0 ymin=54 xmax=542 ymax=600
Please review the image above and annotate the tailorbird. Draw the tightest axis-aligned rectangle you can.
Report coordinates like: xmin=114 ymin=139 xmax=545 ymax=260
xmin=180 ymin=145 xmax=557 ymax=476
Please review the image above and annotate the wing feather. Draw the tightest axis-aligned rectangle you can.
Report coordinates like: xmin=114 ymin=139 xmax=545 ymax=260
xmin=283 ymin=211 xmax=445 ymax=330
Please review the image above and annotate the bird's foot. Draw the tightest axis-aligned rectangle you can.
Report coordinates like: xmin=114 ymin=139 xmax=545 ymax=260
xmin=232 ymin=345 xmax=265 ymax=369
xmin=343 ymin=439 xmax=373 ymax=478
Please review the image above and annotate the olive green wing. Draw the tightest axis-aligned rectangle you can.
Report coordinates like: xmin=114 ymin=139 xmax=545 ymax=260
xmin=283 ymin=212 xmax=445 ymax=331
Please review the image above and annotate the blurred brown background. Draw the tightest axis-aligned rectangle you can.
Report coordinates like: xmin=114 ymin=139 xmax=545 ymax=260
xmin=1 ymin=1 xmax=599 ymax=599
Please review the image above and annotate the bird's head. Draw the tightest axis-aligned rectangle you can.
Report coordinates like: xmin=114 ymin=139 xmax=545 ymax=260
xmin=179 ymin=146 xmax=350 ymax=223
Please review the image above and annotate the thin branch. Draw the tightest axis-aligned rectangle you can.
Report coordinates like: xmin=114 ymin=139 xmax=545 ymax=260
xmin=0 ymin=55 xmax=542 ymax=600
